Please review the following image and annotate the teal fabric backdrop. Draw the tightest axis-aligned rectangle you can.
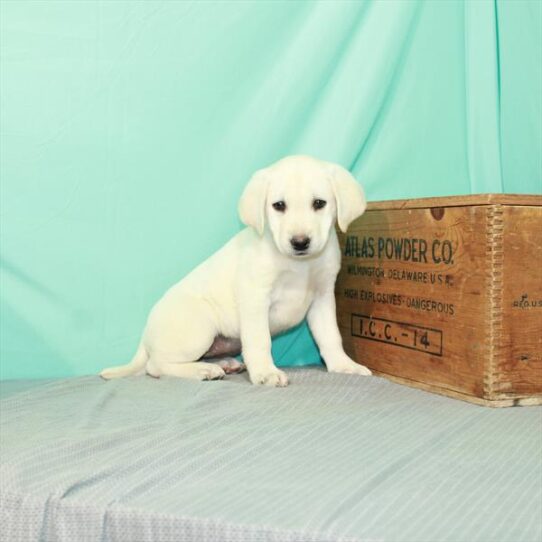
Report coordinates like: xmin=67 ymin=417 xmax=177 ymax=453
xmin=1 ymin=0 xmax=541 ymax=379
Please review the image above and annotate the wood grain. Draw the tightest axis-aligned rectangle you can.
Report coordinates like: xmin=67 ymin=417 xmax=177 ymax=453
xmin=336 ymin=197 xmax=542 ymax=407
xmin=367 ymin=194 xmax=542 ymax=211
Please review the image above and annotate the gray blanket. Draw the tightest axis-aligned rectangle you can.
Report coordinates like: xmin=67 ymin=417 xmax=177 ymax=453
xmin=1 ymin=369 xmax=541 ymax=542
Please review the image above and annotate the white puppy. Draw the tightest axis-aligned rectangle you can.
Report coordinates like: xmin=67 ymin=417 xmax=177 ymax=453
xmin=101 ymin=155 xmax=371 ymax=386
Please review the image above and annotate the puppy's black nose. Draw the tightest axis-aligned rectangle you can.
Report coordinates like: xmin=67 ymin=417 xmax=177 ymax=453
xmin=290 ymin=236 xmax=310 ymax=252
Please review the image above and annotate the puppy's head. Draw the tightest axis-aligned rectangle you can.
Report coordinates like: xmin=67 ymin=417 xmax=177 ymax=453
xmin=239 ymin=155 xmax=366 ymax=258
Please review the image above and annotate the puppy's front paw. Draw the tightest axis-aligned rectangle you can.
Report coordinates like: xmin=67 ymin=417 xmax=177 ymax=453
xmin=327 ymin=357 xmax=372 ymax=376
xmin=250 ymin=368 xmax=289 ymax=387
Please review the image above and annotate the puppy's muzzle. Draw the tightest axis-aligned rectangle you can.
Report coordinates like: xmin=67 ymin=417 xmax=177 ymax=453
xmin=290 ymin=235 xmax=311 ymax=253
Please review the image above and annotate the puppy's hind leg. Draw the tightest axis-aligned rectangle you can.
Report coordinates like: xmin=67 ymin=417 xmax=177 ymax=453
xmin=144 ymin=295 xmax=227 ymax=381
xmin=150 ymin=361 xmax=226 ymax=381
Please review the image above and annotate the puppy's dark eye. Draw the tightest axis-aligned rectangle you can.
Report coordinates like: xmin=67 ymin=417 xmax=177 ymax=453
xmin=272 ymin=201 xmax=286 ymax=212
xmin=313 ymin=199 xmax=327 ymax=210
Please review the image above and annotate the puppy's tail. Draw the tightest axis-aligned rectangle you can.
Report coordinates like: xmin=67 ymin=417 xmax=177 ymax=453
xmin=100 ymin=343 xmax=149 ymax=379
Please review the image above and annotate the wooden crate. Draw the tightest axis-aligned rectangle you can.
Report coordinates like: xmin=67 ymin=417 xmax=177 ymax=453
xmin=335 ymin=194 xmax=542 ymax=407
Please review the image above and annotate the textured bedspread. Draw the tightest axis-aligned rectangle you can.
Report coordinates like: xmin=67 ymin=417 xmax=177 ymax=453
xmin=1 ymin=369 xmax=541 ymax=542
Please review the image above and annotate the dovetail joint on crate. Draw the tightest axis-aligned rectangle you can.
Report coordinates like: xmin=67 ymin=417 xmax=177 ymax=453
xmin=485 ymin=204 xmax=505 ymax=399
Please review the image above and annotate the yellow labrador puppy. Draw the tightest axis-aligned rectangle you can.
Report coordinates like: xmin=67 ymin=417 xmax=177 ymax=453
xmin=101 ymin=155 xmax=371 ymax=386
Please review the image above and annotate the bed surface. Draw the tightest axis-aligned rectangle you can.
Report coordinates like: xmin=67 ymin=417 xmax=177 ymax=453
xmin=1 ymin=368 xmax=541 ymax=542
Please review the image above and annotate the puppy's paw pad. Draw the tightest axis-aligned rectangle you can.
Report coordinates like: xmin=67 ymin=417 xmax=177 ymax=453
xmin=216 ymin=358 xmax=246 ymax=374
xmin=250 ymin=369 xmax=289 ymax=387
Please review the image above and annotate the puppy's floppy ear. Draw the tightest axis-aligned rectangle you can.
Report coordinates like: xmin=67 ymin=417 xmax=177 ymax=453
xmin=238 ymin=168 xmax=269 ymax=236
xmin=329 ymin=165 xmax=367 ymax=233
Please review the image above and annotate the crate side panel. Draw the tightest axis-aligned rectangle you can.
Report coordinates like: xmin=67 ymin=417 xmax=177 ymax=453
xmin=336 ymin=206 xmax=489 ymax=398
xmin=497 ymin=205 xmax=542 ymax=397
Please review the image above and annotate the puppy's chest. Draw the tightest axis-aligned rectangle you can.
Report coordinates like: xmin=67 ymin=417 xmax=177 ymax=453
xmin=268 ymin=271 xmax=315 ymax=331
